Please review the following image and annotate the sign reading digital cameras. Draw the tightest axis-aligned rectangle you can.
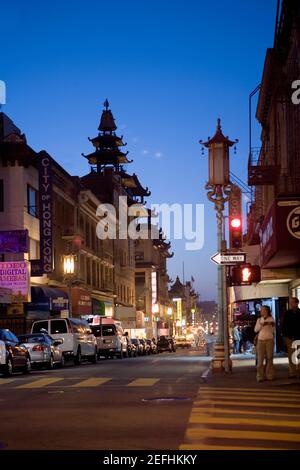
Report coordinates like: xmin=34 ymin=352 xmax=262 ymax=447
xmin=0 ymin=261 xmax=31 ymax=302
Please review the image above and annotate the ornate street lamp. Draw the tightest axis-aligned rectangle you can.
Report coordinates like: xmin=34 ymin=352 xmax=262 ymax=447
xmin=200 ymin=119 xmax=238 ymax=373
xmin=63 ymin=254 xmax=76 ymax=318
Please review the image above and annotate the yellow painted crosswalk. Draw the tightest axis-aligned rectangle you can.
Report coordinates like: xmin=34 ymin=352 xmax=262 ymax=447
xmin=70 ymin=378 xmax=111 ymax=387
xmin=180 ymin=386 xmax=300 ymax=450
xmin=17 ymin=377 xmax=64 ymax=389
xmin=0 ymin=376 xmax=161 ymax=389
xmin=127 ymin=378 xmax=159 ymax=387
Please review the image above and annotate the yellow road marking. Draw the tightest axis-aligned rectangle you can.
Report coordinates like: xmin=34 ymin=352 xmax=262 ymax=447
xmin=194 ymin=399 xmax=300 ymax=409
xmin=17 ymin=378 xmax=63 ymax=389
xmin=185 ymin=427 xmax=300 ymax=443
xmin=70 ymin=378 xmax=111 ymax=387
xmin=179 ymin=444 xmax=287 ymax=450
xmin=189 ymin=413 xmax=300 ymax=428
xmin=201 ymin=386 xmax=300 ymax=394
xmin=127 ymin=378 xmax=159 ymax=387
xmin=192 ymin=406 xmax=300 ymax=418
xmin=199 ymin=389 xmax=300 ymax=398
xmin=198 ymin=393 xmax=300 ymax=403
xmin=0 ymin=379 xmax=16 ymax=385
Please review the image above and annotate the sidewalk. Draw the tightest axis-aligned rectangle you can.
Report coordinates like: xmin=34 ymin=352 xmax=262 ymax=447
xmin=206 ymin=354 xmax=300 ymax=389
xmin=180 ymin=355 xmax=300 ymax=450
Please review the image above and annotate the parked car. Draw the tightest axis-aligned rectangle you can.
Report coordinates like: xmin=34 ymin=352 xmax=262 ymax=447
xmin=146 ymin=339 xmax=157 ymax=354
xmin=131 ymin=338 xmax=144 ymax=356
xmin=139 ymin=339 xmax=150 ymax=355
xmin=0 ymin=329 xmax=31 ymax=376
xmin=175 ymin=336 xmax=192 ymax=349
xmin=157 ymin=336 xmax=172 ymax=353
xmin=91 ymin=320 xmax=128 ymax=359
xmin=31 ymin=318 xmax=97 ymax=364
xmin=167 ymin=337 xmax=177 ymax=352
xmin=18 ymin=333 xmax=64 ymax=369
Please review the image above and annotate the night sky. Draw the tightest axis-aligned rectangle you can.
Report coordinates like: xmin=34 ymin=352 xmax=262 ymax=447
xmin=1 ymin=0 xmax=277 ymax=300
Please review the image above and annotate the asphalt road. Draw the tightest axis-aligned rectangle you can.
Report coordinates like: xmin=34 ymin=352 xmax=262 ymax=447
xmin=0 ymin=349 xmax=210 ymax=450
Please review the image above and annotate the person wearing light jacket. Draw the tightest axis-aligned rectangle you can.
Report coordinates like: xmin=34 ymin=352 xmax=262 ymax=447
xmin=254 ymin=305 xmax=275 ymax=382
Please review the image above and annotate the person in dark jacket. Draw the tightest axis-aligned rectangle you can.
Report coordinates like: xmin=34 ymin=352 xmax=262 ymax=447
xmin=282 ymin=297 xmax=300 ymax=378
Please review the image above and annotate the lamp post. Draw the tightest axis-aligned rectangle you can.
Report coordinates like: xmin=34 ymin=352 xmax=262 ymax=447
xmin=167 ymin=307 xmax=173 ymax=336
xmin=200 ymin=119 xmax=238 ymax=373
xmin=63 ymin=254 xmax=76 ymax=318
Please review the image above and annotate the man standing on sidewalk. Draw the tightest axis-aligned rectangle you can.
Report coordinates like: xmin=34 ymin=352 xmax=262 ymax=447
xmin=282 ymin=297 xmax=300 ymax=378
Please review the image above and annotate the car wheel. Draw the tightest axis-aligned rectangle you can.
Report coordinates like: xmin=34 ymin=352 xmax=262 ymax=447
xmin=74 ymin=348 xmax=81 ymax=365
xmin=89 ymin=349 xmax=97 ymax=364
xmin=47 ymin=355 xmax=54 ymax=370
xmin=23 ymin=356 xmax=31 ymax=374
xmin=5 ymin=357 xmax=13 ymax=377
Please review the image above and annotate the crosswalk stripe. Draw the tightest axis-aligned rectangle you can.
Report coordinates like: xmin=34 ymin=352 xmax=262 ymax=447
xmin=199 ymin=389 xmax=300 ymax=398
xmin=0 ymin=379 xmax=16 ymax=385
xmin=70 ymin=378 xmax=111 ymax=387
xmin=192 ymin=406 xmax=300 ymax=418
xmin=16 ymin=377 xmax=63 ymax=389
xmin=127 ymin=378 xmax=159 ymax=387
xmin=198 ymin=393 xmax=300 ymax=403
xmin=194 ymin=399 xmax=300 ymax=409
xmin=185 ymin=427 xmax=300 ymax=443
xmin=179 ymin=444 xmax=287 ymax=450
xmin=201 ymin=386 xmax=300 ymax=395
xmin=189 ymin=413 xmax=300 ymax=428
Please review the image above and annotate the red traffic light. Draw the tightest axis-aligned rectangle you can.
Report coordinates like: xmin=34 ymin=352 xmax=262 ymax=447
xmin=229 ymin=217 xmax=243 ymax=249
xmin=230 ymin=218 xmax=242 ymax=229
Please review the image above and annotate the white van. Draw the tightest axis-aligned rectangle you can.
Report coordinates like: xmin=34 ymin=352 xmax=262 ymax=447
xmin=91 ymin=319 xmax=128 ymax=359
xmin=31 ymin=318 xmax=97 ymax=364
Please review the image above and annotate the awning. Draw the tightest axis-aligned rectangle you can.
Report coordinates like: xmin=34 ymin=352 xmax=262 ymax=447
xmin=25 ymin=286 xmax=69 ymax=312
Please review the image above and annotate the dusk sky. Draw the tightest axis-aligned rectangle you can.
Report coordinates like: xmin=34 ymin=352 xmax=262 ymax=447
xmin=1 ymin=0 xmax=277 ymax=300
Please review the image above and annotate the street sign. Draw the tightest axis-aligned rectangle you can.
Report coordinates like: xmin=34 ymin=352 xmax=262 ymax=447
xmin=210 ymin=252 xmax=247 ymax=265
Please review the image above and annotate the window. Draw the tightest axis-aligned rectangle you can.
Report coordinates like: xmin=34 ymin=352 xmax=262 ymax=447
xmin=29 ymin=238 xmax=40 ymax=260
xmin=32 ymin=321 xmax=48 ymax=333
xmin=5 ymin=331 xmax=18 ymax=343
xmin=50 ymin=320 xmax=67 ymax=335
xmin=27 ymin=185 xmax=39 ymax=217
xmin=102 ymin=325 xmax=116 ymax=336
xmin=0 ymin=179 xmax=3 ymax=212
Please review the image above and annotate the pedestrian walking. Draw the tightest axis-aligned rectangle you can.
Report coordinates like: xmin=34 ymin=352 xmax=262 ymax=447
xmin=254 ymin=305 xmax=275 ymax=382
xmin=282 ymin=297 xmax=300 ymax=378
xmin=232 ymin=323 xmax=241 ymax=354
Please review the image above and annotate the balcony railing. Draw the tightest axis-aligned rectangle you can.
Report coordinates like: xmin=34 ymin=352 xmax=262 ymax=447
xmin=248 ymin=147 xmax=280 ymax=186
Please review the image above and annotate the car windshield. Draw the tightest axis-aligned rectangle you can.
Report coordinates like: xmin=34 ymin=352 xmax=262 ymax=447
xmin=102 ymin=325 xmax=116 ymax=336
xmin=19 ymin=335 xmax=46 ymax=343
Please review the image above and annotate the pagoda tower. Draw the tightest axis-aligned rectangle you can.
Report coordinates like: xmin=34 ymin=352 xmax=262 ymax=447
xmin=82 ymin=99 xmax=132 ymax=173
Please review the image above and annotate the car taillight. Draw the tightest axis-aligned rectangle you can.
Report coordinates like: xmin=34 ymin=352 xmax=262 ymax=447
xmin=32 ymin=344 xmax=46 ymax=351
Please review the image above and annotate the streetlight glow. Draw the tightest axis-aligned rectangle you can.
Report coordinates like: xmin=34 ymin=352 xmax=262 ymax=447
xmin=63 ymin=255 xmax=75 ymax=275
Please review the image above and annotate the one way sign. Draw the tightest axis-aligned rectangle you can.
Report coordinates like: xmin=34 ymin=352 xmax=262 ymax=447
xmin=210 ymin=252 xmax=246 ymax=265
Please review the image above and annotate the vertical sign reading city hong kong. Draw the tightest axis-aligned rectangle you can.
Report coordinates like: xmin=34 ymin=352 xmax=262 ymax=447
xmin=39 ymin=152 xmax=53 ymax=274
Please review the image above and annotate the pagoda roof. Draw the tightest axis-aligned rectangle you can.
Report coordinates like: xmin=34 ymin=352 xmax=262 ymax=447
xmin=98 ymin=99 xmax=117 ymax=132
xmin=82 ymin=149 xmax=132 ymax=165
xmin=169 ymin=276 xmax=184 ymax=294
xmin=201 ymin=118 xmax=237 ymax=147
xmin=89 ymin=134 xmax=126 ymax=149
xmin=120 ymin=170 xmax=151 ymax=197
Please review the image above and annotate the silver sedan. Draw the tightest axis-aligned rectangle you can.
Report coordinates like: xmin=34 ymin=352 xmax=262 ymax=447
xmin=18 ymin=333 xmax=64 ymax=369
